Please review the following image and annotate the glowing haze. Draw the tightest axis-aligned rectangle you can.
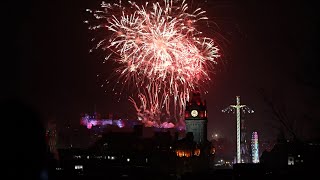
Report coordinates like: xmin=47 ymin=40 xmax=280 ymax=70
xmin=86 ymin=0 xmax=220 ymax=128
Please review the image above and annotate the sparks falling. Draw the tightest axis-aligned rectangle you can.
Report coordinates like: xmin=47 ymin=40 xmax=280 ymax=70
xmin=86 ymin=0 xmax=220 ymax=127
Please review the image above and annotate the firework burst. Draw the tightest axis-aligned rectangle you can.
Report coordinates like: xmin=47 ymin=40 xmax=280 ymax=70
xmin=86 ymin=0 xmax=220 ymax=127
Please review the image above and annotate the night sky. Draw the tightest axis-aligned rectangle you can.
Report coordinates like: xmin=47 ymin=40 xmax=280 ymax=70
xmin=3 ymin=0 xmax=320 ymax=145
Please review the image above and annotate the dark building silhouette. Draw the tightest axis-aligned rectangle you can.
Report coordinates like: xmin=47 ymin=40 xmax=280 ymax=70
xmin=260 ymin=139 xmax=320 ymax=178
xmin=56 ymin=125 xmax=177 ymax=179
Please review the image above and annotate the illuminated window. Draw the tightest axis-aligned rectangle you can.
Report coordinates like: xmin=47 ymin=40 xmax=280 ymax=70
xmin=73 ymin=155 xmax=81 ymax=159
xmin=194 ymin=149 xmax=201 ymax=156
xmin=75 ymin=165 xmax=83 ymax=170
xmin=176 ymin=150 xmax=192 ymax=157
xmin=288 ymin=156 xmax=294 ymax=165
xmin=210 ymin=147 xmax=216 ymax=154
xmin=185 ymin=151 xmax=191 ymax=157
xmin=176 ymin=150 xmax=183 ymax=157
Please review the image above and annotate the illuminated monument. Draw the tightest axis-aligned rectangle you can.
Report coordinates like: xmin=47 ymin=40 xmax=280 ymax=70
xmin=223 ymin=96 xmax=254 ymax=163
xmin=185 ymin=91 xmax=208 ymax=144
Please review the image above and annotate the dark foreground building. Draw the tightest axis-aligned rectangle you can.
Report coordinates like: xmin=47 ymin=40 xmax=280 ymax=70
xmin=260 ymin=139 xmax=320 ymax=178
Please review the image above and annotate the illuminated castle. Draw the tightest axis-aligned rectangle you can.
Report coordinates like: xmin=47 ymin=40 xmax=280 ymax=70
xmin=80 ymin=112 xmax=125 ymax=129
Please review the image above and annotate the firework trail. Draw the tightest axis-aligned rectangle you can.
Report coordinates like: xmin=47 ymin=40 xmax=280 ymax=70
xmin=86 ymin=0 xmax=220 ymax=128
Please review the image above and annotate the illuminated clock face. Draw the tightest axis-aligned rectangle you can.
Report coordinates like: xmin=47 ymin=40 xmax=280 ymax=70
xmin=191 ymin=110 xmax=198 ymax=117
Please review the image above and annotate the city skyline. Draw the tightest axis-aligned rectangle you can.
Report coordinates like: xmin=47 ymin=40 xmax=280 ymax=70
xmin=3 ymin=0 xmax=319 ymax=146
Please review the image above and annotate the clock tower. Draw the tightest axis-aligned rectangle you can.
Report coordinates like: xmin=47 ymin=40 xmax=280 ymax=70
xmin=185 ymin=91 xmax=208 ymax=145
